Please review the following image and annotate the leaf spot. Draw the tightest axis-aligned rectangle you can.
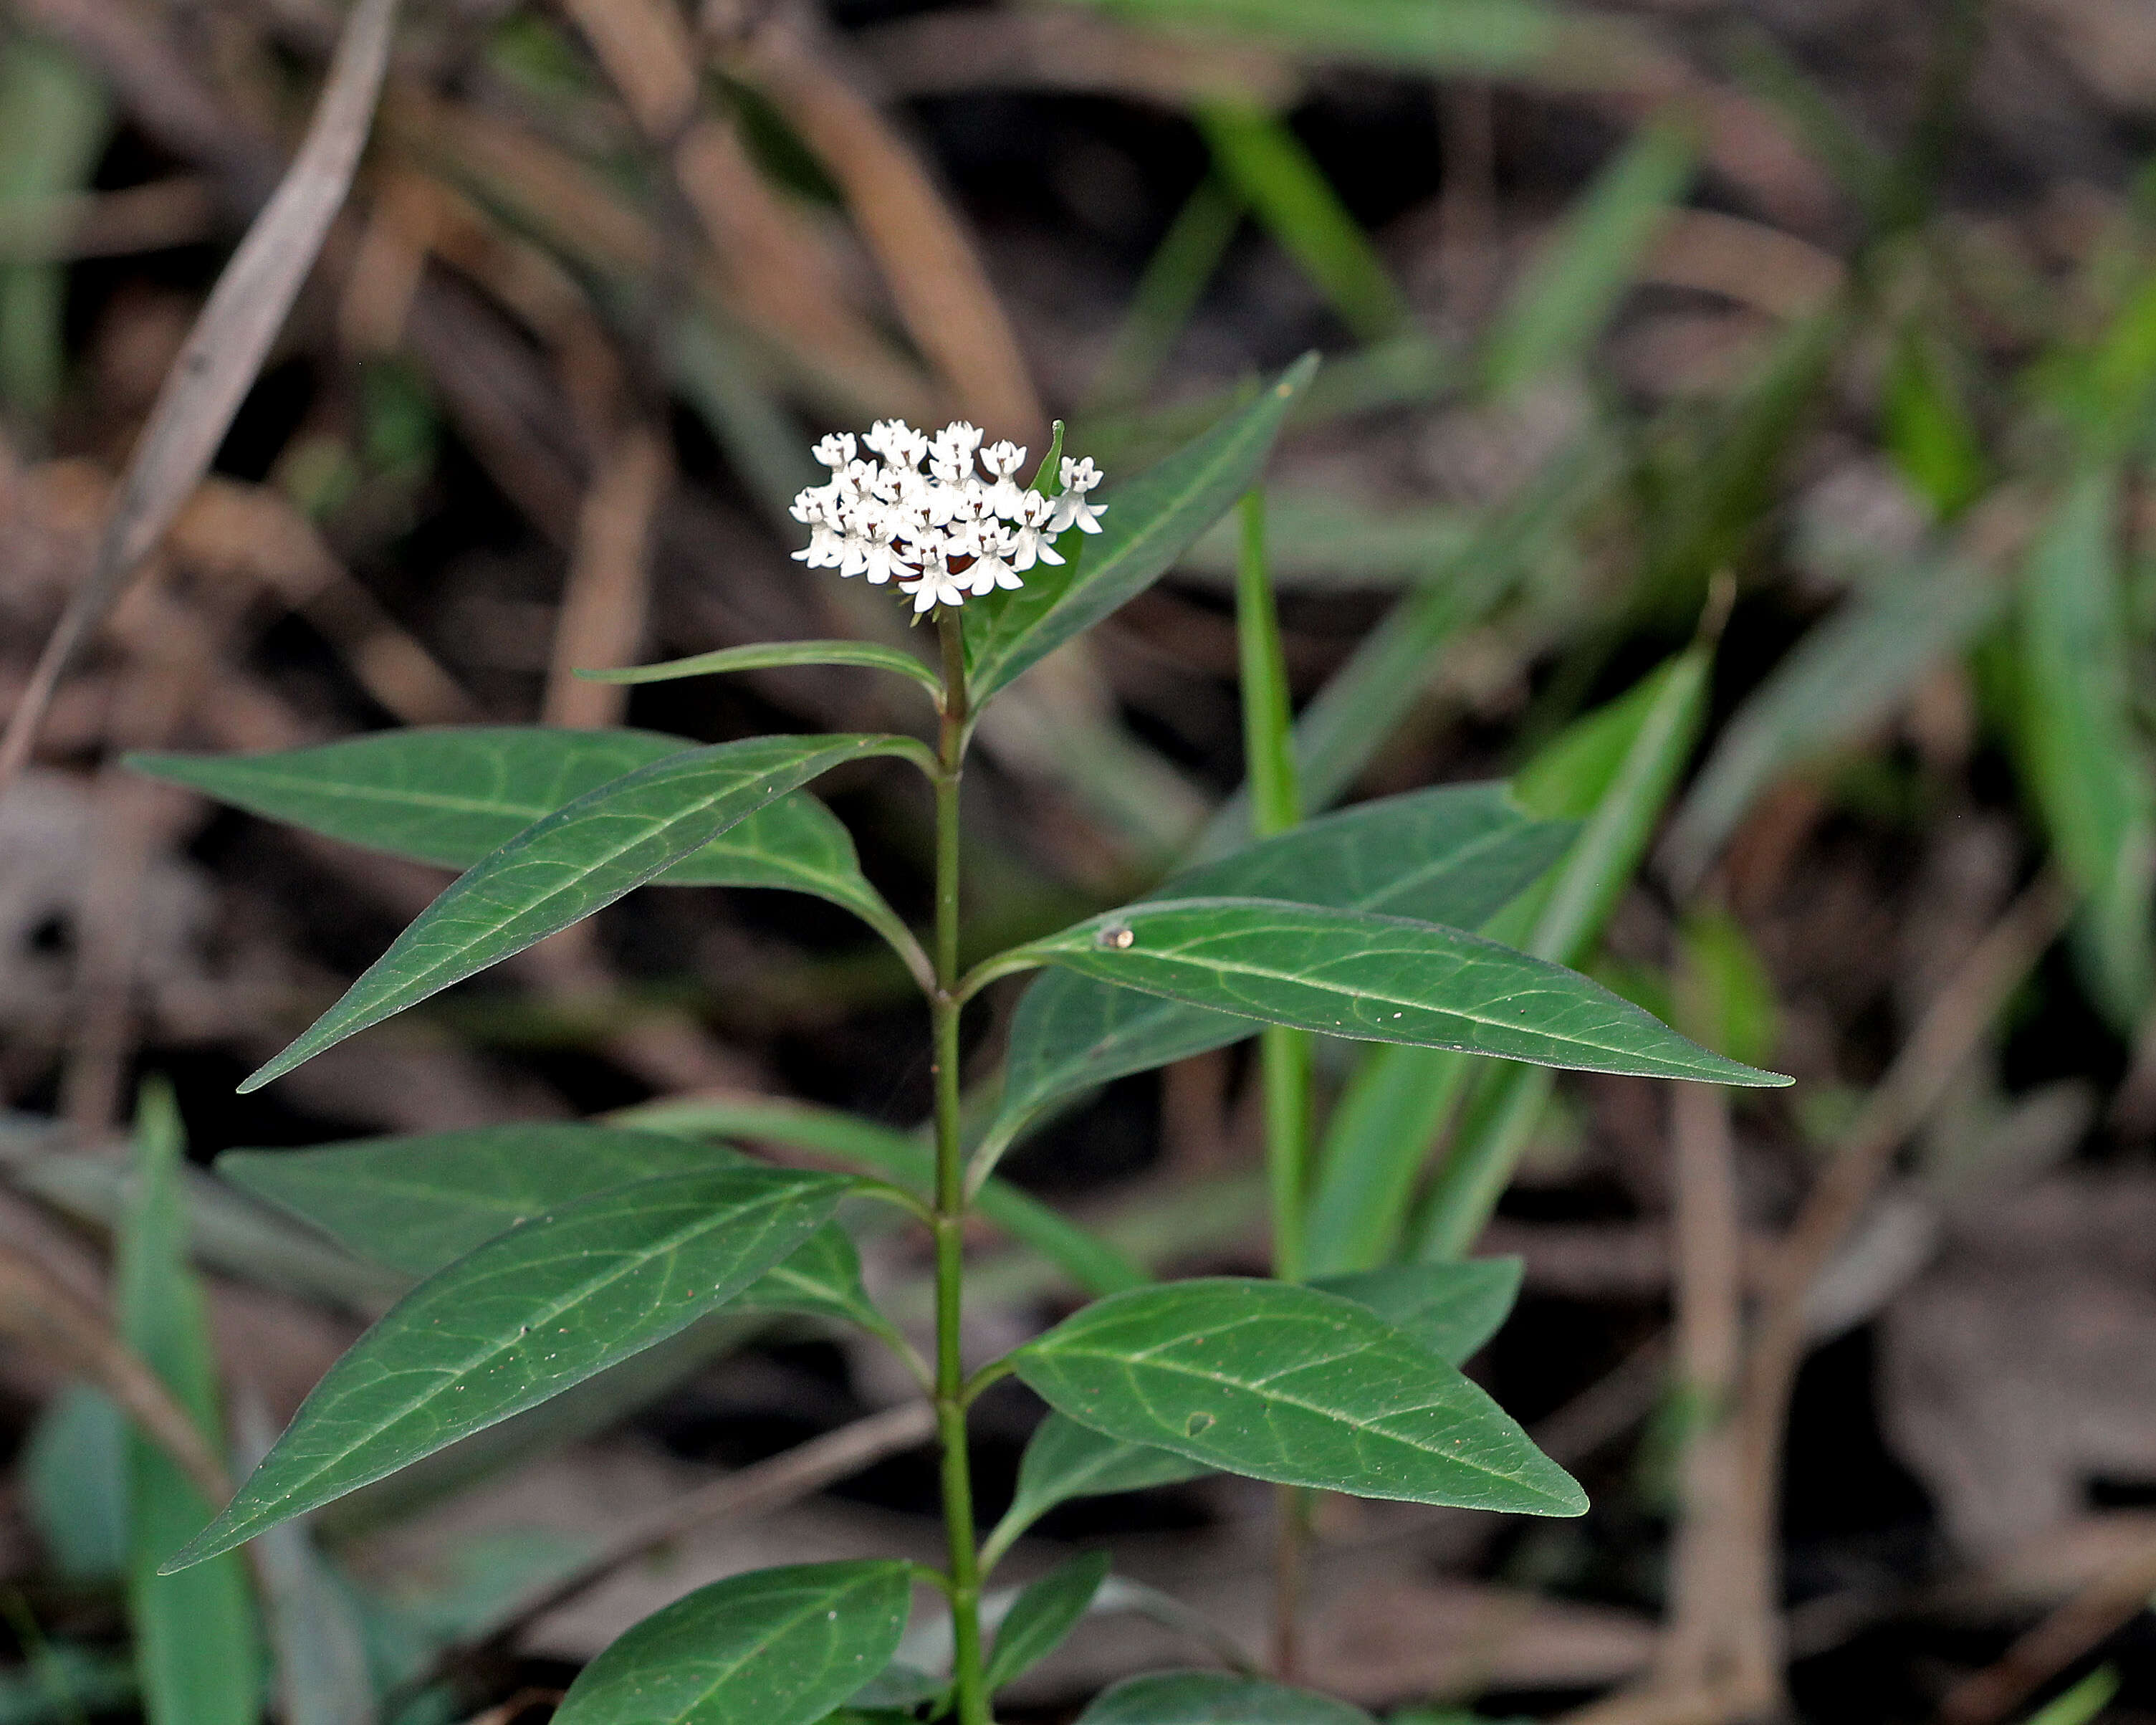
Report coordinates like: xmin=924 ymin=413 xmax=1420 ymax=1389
xmin=1184 ymin=1411 xmax=1215 ymax=1438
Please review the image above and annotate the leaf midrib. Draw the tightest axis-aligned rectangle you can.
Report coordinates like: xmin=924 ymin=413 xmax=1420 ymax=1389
xmin=1069 ymin=899 xmax=1702 ymax=1071
xmin=671 ymin=1572 xmax=891 ymax=1709
xmin=1037 ymin=1316 xmax=1549 ymax=1492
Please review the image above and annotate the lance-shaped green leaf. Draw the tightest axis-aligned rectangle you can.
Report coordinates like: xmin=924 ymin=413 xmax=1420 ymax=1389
xmin=1015 ymin=897 xmax=1784 ymax=1086
xmin=218 ymin=1127 xmax=893 ymax=1339
xmin=963 ymin=355 xmax=1317 ymax=702
xmin=578 ymin=640 xmax=943 ymax=702
xmin=551 ymin=1560 xmax=911 ymax=1725
xmin=128 ymin=729 xmax=913 ymax=952
xmin=1311 ymin=1258 xmax=1522 ymax=1367
xmin=1077 ymin=1670 xmax=1373 ymax=1725
xmin=983 ymin=784 xmax=1575 ymax=1168
xmin=1012 ymin=1279 xmax=1584 ymax=1511
xmin=240 ymin=733 xmax=914 ymax=1091
xmin=164 ymin=1166 xmax=847 ymax=1569
xmin=982 ymin=1414 xmax=1209 ymax=1572
xmin=984 ymin=1549 xmax=1112 ymax=1693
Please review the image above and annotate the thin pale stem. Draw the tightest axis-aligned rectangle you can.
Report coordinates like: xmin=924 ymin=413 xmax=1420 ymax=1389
xmin=931 ymin=609 xmax=992 ymax=1725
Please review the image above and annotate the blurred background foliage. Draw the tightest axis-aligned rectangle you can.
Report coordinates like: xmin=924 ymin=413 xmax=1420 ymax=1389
xmin=1 ymin=0 xmax=2156 ymax=1721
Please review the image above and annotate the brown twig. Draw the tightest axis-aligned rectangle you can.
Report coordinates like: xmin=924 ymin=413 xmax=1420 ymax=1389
xmin=0 ymin=1236 xmax=230 ymax=1506
xmin=544 ymin=424 xmax=670 ymax=728
xmin=0 ymin=0 xmax=399 ymax=803
xmin=724 ymin=5 xmax=1045 ymax=441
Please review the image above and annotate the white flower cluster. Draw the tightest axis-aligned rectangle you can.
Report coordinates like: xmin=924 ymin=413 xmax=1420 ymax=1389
xmin=790 ymin=420 xmax=1106 ymax=614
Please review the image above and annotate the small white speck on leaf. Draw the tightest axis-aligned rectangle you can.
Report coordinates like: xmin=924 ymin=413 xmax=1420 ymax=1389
xmin=1096 ymin=924 xmax=1135 ymax=950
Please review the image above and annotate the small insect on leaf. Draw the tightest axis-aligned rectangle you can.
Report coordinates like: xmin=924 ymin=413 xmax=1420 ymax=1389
xmin=1097 ymin=924 xmax=1136 ymax=950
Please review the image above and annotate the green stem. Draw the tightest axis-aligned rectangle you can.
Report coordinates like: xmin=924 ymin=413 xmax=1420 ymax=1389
xmin=931 ymin=611 xmax=992 ymax=1725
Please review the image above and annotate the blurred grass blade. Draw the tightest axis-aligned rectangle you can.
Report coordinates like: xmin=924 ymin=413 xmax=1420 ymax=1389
xmin=2012 ymin=467 xmax=2155 ymax=1028
xmin=1882 ymin=324 xmax=1987 ymax=520
xmin=120 ymin=1080 xmax=264 ymax=1725
xmin=21 ymin=1382 xmax=128 ymax=1581
xmin=578 ymin=640 xmax=943 ymax=700
xmin=1087 ymin=175 xmax=1242 ymax=412
xmin=963 ymin=355 xmax=1316 ymax=701
xmin=610 ymin=1094 xmax=1148 ymax=1296
xmin=1202 ymin=434 xmax=1612 ymax=851
xmin=234 ymin=1395 xmax=375 ymax=1725
xmin=0 ymin=0 xmax=399 ymax=796
xmin=1663 ymin=555 xmax=2001 ymax=890
xmin=1235 ymin=489 xmax=1313 ymax=1276
xmin=1727 ymin=26 xmax=1894 ymax=228
xmin=2024 ymin=1666 xmax=2120 ymax=1725
xmin=240 ymin=733 xmax=914 ymax=1091
xmin=1413 ymin=646 xmax=1715 ymax=1258
xmin=169 ymin=1167 xmax=847 ymax=1569
xmin=0 ymin=34 xmax=109 ymax=424
xmin=1479 ymin=116 xmax=1695 ymax=401
xmin=1194 ymin=101 xmax=1406 ymax=345
xmin=1303 ymin=1042 xmax=1477 ymax=1272
xmin=1047 ymin=0 xmax=1645 ymax=86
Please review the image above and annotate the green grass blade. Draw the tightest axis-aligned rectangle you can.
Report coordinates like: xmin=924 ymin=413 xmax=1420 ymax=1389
xmin=1479 ymin=117 xmax=1696 ymax=401
xmin=2012 ymin=467 xmax=2155 ymax=1028
xmin=0 ymin=35 xmax=108 ymax=423
xmin=166 ymin=1167 xmax=847 ymax=1568
xmin=1012 ymin=1277 xmax=1586 ymax=1513
xmin=1195 ymin=102 xmax=1406 ymax=345
xmin=1086 ymin=176 xmax=1243 ymax=412
xmin=239 ymin=734 xmax=914 ymax=1091
xmin=120 ymin=1081 xmax=265 ymax=1725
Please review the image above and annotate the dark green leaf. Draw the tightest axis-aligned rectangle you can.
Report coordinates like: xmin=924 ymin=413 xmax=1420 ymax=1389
xmin=982 ymin=1414 xmax=1208 ymax=1572
xmin=1013 ymin=1277 xmax=1585 ymax=1514
xmin=984 ymin=1549 xmax=1111 ymax=1692
xmin=219 ymin=1126 xmax=890 ymax=1339
xmin=578 ymin=640 xmax=942 ymax=701
xmin=119 ymin=1082 xmax=264 ymax=1725
xmin=166 ymin=1167 xmax=846 ymax=1568
xmin=1310 ymin=1259 xmax=1523 ymax=1367
xmin=128 ymin=729 xmax=907 ymax=942
xmin=1076 ymin=1668 xmax=1374 ymax=1724
xmin=987 ymin=784 xmax=1576 ymax=1162
xmin=1022 ymin=897 xmax=1784 ymax=1086
xmin=241 ymin=733 xmax=912 ymax=1090
xmin=964 ymin=356 xmax=1316 ymax=700
xmin=551 ymin=1561 xmax=911 ymax=1725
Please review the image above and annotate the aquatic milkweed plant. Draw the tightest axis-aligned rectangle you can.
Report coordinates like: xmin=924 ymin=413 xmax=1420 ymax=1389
xmin=136 ymin=358 xmax=1786 ymax=1725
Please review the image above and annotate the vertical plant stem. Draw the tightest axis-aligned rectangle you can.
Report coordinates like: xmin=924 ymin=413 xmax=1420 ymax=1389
xmin=1235 ymin=489 xmax=1314 ymax=1681
xmin=932 ymin=610 xmax=990 ymax=1725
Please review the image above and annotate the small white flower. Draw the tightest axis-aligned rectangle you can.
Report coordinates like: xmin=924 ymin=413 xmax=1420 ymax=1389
xmin=790 ymin=421 xmax=1104 ymax=613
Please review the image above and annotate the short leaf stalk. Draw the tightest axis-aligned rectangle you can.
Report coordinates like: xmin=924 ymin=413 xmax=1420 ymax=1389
xmin=1234 ymin=488 xmax=1316 ymax=1679
xmin=931 ymin=609 xmax=992 ymax=1725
